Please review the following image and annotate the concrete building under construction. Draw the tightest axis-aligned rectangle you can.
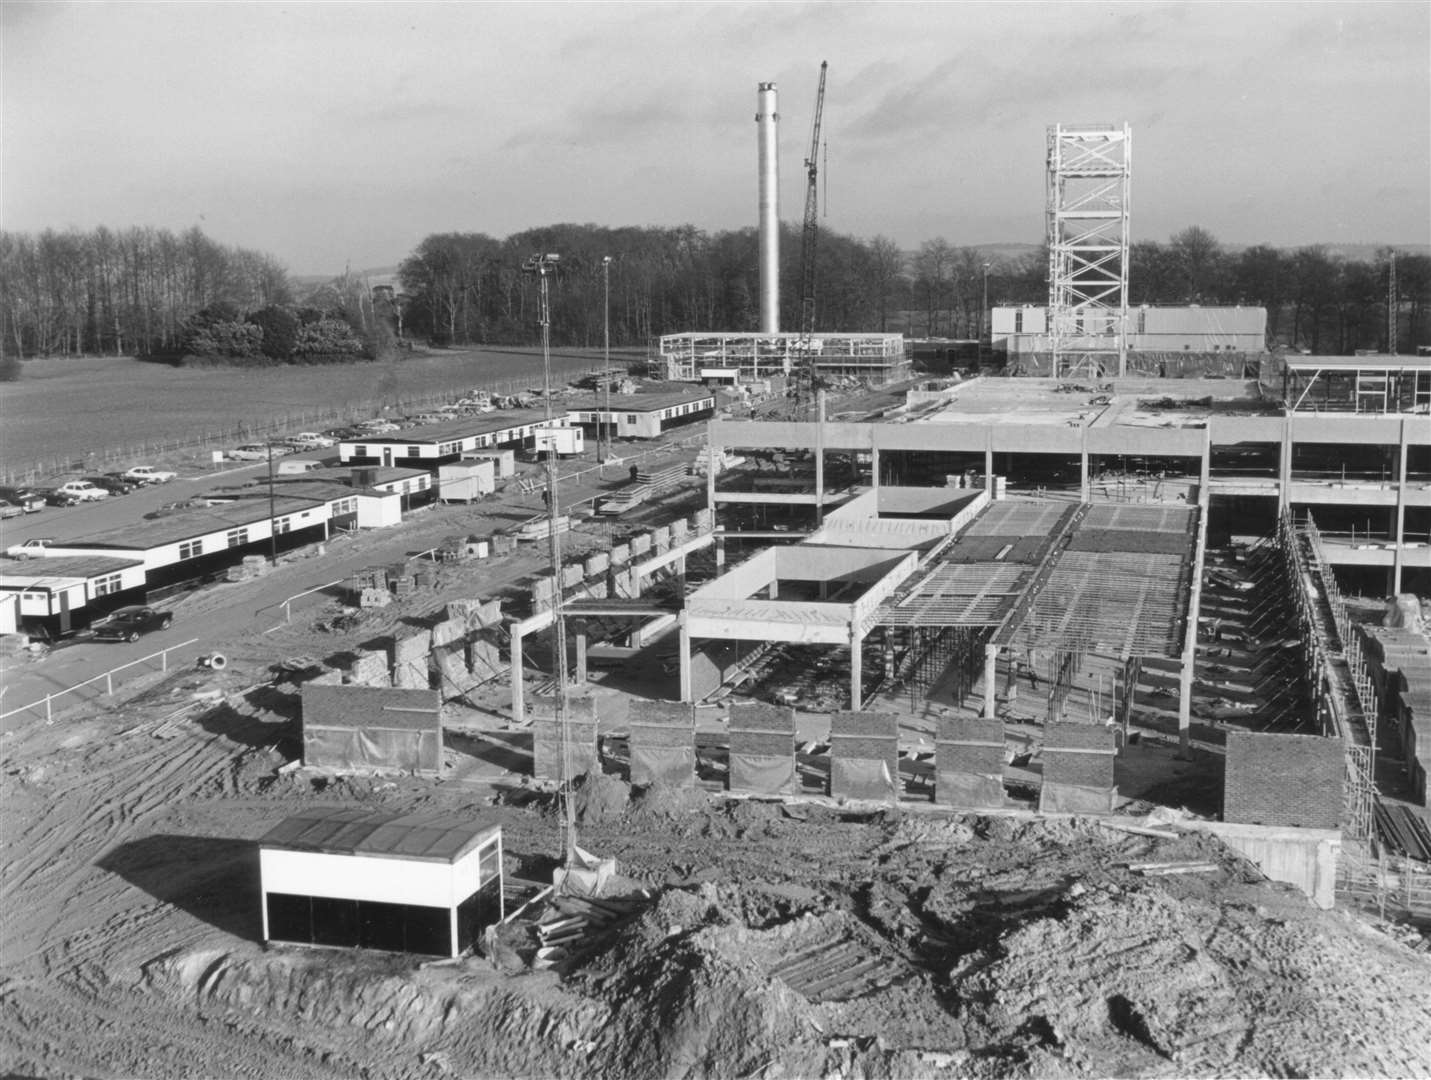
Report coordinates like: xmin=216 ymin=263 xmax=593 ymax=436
xmin=655 ymin=331 xmax=910 ymax=386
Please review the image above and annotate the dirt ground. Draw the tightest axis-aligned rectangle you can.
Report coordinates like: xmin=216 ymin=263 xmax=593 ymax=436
xmin=4 ymin=644 xmax=1431 ymax=1080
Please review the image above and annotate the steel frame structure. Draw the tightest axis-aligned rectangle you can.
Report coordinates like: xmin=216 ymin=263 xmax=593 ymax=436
xmin=1046 ymin=123 xmax=1132 ymax=379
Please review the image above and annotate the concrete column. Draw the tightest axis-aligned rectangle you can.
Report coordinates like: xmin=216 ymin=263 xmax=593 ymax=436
xmin=715 ymin=534 xmax=726 ymax=568
xmin=850 ymin=626 xmax=863 ymax=709
xmin=1393 ymin=416 xmax=1409 ymax=594
xmin=510 ymin=625 xmax=526 ymax=726
xmin=1080 ymin=428 xmax=1091 ymax=502
xmin=870 ymin=445 xmax=881 ymax=490
xmin=677 ymin=610 xmax=693 ymax=702
xmin=883 ymin=627 xmax=894 ymax=681
xmin=575 ymin=630 xmax=587 ymax=685
xmin=984 ymin=642 xmax=998 ymax=718
xmin=1278 ymin=417 xmax=1292 ymax=511
xmin=676 ymin=553 xmax=687 ymax=597
xmin=814 ymin=391 xmax=826 ymax=527
xmin=985 ymin=438 xmax=995 ymax=495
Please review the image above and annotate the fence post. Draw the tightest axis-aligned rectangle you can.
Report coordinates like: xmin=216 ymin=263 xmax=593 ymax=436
xmin=45 ymin=695 xmax=52 ymax=724
xmin=162 ymin=648 xmax=168 ymax=673
xmin=106 ymin=672 xmax=113 ymax=696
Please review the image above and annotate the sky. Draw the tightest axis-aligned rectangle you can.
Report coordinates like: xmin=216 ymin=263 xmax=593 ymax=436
xmin=3 ymin=1 xmax=1428 ymax=276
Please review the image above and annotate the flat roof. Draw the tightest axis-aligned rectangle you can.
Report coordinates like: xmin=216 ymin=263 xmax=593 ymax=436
xmin=67 ymin=495 xmax=323 ymax=550
xmin=0 ymin=554 xmax=144 ymax=589
xmin=575 ymin=390 xmax=714 ymax=412
xmin=343 ymin=409 xmax=556 ymax=446
xmin=1285 ymin=356 xmax=1431 ymax=372
xmin=259 ymin=807 xmax=500 ymax=863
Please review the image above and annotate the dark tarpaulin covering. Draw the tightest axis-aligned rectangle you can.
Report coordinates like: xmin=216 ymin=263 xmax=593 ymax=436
xmin=935 ymin=768 xmax=1006 ymax=809
xmin=260 ymin=807 xmax=500 ymax=862
xmin=729 ymin=751 xmax=796 ymax=796
xmin=1039 ymin=781 xmax=1116 ymax=815
xmin=533 ymin=736 xmax=600 ymax=782
xmin=304 ymin=727 xmax=440 ymax=775
xmin=830 ymin=756 xmax=895 ymax=802
xmin=630 ymin=743 xmax=696 ymax=788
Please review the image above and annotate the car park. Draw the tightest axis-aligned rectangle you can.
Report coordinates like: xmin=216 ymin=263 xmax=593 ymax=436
xmin=0 ymin=486 xmax=46 ymax=513
xmin=123 ymin=465 xmax=177 ymax=484
xmin=90 ymin=605 xmax=173 ymax=642
xmin=90 ymin=475 xmax=138 ymax=496
xmin=287 ymin=431 xmax=335 ymax=449
xmin=6 ymin=537 xmax=56 ymax=558
xmin=0 ymin=500 xmax=22 ymax=520
xmin=57 ymin=480 xmax=109 ymax=501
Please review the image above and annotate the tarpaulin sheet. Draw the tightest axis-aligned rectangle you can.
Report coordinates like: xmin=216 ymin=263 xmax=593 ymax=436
xmin=729 ymin=751 xmax=795 ymax=796
xmin=830 ymin=757 xmax=895 ymax=802
xmin=533 ymin=737 xmax=600 ymax=782
xmin=1038 ymin=781 xmax=1116 ymax=815
xmin=303 ymin=727 xmax=441 ymax=774
xmin=934 ymin=769 xmax=1005 ymax=810
xmin=630 ymin=743 xmax=695 ymax=788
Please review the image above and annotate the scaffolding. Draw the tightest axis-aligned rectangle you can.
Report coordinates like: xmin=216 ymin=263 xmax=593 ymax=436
xmin=656 ymin=332 xmax=908 ymax=385
xmin=1046 ymin=123 xmax=1131 ymax=379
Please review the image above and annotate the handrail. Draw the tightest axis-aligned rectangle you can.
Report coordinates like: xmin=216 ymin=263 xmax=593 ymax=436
xmin=1 ymin=637 xmax=202 ymax=724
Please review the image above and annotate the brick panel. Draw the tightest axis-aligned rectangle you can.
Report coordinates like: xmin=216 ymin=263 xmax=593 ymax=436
xmin=1224 ymin=731 xmax=1342 ymax=829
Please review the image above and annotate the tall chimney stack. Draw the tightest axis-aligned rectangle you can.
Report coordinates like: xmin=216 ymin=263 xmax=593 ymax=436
xmin=756 ymin=81 xmax=780 ymax=334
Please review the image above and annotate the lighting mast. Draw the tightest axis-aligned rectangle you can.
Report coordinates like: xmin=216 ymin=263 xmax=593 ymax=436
xmin=522 ymin=252 xmax=577 ymax=868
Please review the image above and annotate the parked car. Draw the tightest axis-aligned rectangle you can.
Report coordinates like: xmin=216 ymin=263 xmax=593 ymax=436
xmin=123 ymin=465 xmax=177 ymax=484
xmin=228 ymin=444 xmax=271 ymax=461
xmin=90 ymin=475 xmax=138 ymax=496
xmin=41 ymin=488 xmax=80 ymax=507
xmin=56 ymin=480 xmax=109 ymax=502
xmin=323 ymin=426 xmax=363 ymax=440
xmin=408 ymin=413 xmax=446 ymax=425
xmin=90 ymin=605 xmax=173 ymax=642
xmin=287 ymin=431 xmax=335 ymax=449
xmin=0 ymin=486 xmax=46 ymax=513
xmin=0 ymin=500 xmax=22 ymax=520
xmin=356 ymin=419 xmax=400 ymax=433
xmin=6 ymin=537 xmax=56 ymax=558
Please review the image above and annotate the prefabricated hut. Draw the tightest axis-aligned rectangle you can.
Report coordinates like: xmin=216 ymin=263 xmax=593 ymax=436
xmin=259 ymin=807 xmax=503 ymax=958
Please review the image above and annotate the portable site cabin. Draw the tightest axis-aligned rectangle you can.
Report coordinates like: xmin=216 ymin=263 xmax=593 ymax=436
xmin=259 ymin=807 xmax=504 ymax=958
xmin=437 ymin=459 xmax=497 ymax=503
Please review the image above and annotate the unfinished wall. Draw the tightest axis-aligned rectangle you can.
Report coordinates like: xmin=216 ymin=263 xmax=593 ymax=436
xmin=628 ymin=699 xmax=696 ymax=788
xmin=1039 ymin=724 xmax=1117 ymax=815
xmin=300 ymin=685 xmax=442 ymax=774
xmin=828 ymin=711 xmax=899 ymax=802
xmin=728 ymin=702 xmax=796 ymax=796
xmin=1224 ymin=731 xmax=1343 ymax=829
xmin=531 ymin=693 xmax=600 ymax=782
xmin=935 ymin=717 xmax=1006 ymax=809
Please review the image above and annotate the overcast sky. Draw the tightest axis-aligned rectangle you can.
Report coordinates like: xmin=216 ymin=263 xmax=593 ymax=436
xmin=4 ymin=1 xmax=1428 ymax=275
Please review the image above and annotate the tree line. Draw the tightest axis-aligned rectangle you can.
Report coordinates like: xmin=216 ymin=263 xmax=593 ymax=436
xmin=398 ymin=224 xmax=1429 ymax=355
xmin=3 ymin=221 xmax=1425 ymax=375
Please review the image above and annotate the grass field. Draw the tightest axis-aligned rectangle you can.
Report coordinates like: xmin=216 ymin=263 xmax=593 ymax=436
xmin=0 ymin=346 xmax=642 ymax=479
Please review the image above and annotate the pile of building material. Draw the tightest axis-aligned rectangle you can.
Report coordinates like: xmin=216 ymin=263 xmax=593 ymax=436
xmin=225 ymin=555 xmax=272 ymax=583
xmin=533 ymin=892 xmax=647 ymax=969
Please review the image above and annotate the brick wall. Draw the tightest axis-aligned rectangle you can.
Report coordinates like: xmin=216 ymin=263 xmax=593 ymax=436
xmin=1224 ymin=731 xmax=1343 ymax=829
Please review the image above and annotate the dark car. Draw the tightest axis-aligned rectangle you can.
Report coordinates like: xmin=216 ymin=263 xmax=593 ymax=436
xmin=40 ymin=488 xmax=81 ymax=507
xmin=91 ymin=606 xmax=173 ymax=642
xmin=0 ymin=486 xmax=46 ymax=513
xmin=91 ymin=474 xmax=138 ymax=496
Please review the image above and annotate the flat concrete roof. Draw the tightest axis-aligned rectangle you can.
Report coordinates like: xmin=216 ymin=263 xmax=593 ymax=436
xmin=1286 ymin=356 xmax=1431 ymax=372
xmin=69 ymin=495 xmax=323 ymax=550
xmin=346 ymin=409 xmax=554 ymax=446
xmin=260 ymin=807 xmax=500 ymax=863
xmin=575 ymin=390 xmax=714 ymax=412
xmin=0 ymin=555 xmax=143 ymax=585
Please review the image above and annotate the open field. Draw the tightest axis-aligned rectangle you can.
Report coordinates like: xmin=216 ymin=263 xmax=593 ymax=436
xmin=0 ymin=346 xmax=640 ymax=479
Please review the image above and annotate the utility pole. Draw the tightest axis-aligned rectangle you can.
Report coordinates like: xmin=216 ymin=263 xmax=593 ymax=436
xmin=266 ymin=442 xmax=278 ymax=563
xmin=522 ymin=252 xmax=576 ymax=869
xmin=1388 ymin=250 xmax=1398 ymax=356
xmin=602 ymin=255 xmax=612 ymax=467
xmin=980 ymin=262 xmax=992 ymax=366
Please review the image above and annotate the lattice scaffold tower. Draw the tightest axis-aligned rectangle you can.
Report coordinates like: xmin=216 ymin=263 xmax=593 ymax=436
xmin=1046 ymin=123 xmax=1131 ymax=379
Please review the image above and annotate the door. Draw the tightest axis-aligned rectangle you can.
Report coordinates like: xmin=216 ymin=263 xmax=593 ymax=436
xmin=382 ymin=446 xmax=393 ymax=467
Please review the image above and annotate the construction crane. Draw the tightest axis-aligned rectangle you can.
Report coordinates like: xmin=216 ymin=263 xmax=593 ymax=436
xmin=794 ymin=60 xmax=827 ymax=416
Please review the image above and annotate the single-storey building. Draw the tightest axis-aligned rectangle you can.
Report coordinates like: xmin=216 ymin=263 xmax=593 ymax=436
xmin=991 ymin=305 xmax=1267 ymax=355
xmin=567 ymin=390 xmax=716 ymax=440
xmin=0 ymin=555 xmax=146 ymax=637
xmin=337 ymin=411 xmax=566 ymax=470
xmin=259 ymin=808 xmax=504 ymax=958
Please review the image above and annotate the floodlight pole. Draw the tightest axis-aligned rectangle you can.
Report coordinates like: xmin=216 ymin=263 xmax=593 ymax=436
xmin=980 ymin=262 xmax=991 ymax=365
xmin=266 ymin=443 xmax=278 ymax=563
xmin=601 ymin=255 xmax=612 ymax=470
xmin=523 ymin=252 xmax=577 ymax=869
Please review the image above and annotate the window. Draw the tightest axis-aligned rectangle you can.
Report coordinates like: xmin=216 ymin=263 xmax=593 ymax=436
xmin=179 ymin=540 xmax=203 ymax=560
xmin=274 ymin=516 xmax=292 ymax=535
xmin=407 ymin=446 xmax=421 ymax=457
xmin=355 ymin=445 xmax=368 ymax=457
xmin=93 ymin=573 xmax=124 ymax=597
xmin=626 ymin=415 xmax=636 ymax=424
xmin=226 ymin=527 xmax=249 ymax=548
xmin=1014 ymin=310 xmax=1024 ymax=333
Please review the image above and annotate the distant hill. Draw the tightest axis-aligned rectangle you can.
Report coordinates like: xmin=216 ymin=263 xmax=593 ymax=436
xmin=292 ymin=266 xmax=401 ymax=291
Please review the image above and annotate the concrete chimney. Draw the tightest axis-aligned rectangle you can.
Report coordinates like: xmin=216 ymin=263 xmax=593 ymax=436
xmin=756 ymin=81 xmax=780 ymax=334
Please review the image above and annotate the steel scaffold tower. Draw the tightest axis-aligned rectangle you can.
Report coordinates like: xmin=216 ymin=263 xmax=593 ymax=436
xmin=1046 ymin=123 xmax=1131 ymax=379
